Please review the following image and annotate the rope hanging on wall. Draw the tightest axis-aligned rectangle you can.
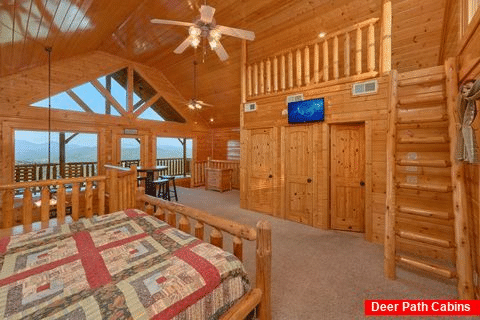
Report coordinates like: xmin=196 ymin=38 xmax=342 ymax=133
xmin=456 ymin=79 xmax=480 ymax=163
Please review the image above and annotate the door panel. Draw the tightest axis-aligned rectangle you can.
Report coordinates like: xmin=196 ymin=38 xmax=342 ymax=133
xmin=247 ymin=128 xmax=274 ymax=214
xmin=331 ymin=123 xmax=365 ymax=232
xmin=284 ymin=126 xmax=313 ymax=224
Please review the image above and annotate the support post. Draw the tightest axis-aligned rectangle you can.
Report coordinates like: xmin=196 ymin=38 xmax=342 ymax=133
xmin=384 ymin=70 xmax=398 ymax=279
xmin=445 ymin=58 xmax=474 ymax=299
xmin=381 ymin=0 xmax=392 ymax=74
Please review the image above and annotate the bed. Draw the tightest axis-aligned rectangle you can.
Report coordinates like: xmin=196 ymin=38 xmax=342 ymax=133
xmin=0 ymin=165 xmax=271 ymax=319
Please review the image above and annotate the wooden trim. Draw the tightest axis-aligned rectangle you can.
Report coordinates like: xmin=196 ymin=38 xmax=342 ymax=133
xmin=90 ymin=79 xmax=126 ymax=116
xmin=445 ymin=58 xmax=475 ymax=299
xmin=384 ymin=70 xmax=398 ymax=279
xmin=365 ymin=120 xmax=373 ymax=241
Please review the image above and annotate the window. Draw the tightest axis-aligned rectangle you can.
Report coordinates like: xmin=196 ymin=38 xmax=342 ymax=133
xmin=461 ymin=0 xmax=480 ymax=36
xmin=14 ymin=130 xmax=97 ymax=181
xmin=157 ymin=137 xmax=192 ymax=176
xmin=120 ymin=138 xmax=141 ymax=167
xmin=227 ymin=140 xmax=240 ymax=161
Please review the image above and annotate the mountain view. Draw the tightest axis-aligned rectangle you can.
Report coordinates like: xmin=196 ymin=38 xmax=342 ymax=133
xmin=15 ymin=140 xmax=191 ymax=164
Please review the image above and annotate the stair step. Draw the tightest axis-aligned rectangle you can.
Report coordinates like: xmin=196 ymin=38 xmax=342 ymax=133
xmin=397 ymin=206 xmax=452 ymax=220
xmin=397 ymin=106 xmax=447 ymax=124
xmin=397 ymin=182 xmax=452 ymax=193
xmin=398 ymin=93 xmax=445 ymax=106
xmin=396 ymin=255 xmax=456 ymax=278
xmin=397 ymin=230 xmax=453 ymax=248
xmin=398 ymin=136 xmax=448 ymax=144
xmin=398 ymin=73 xmax=446 ymax=87
xmin=396 ymin=159 xmax=451 ymax=167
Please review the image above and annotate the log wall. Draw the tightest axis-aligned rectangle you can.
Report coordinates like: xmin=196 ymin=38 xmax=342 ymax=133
xmin=241 ymin=75 xmax=389 ymax=242
xmin=211 ymin=128 xmax=241 ymax=160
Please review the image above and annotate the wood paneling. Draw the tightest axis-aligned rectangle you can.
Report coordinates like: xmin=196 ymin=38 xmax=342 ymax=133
xmin=211 ymin=127 xmax=240 ymax=160
xmin=242 ymin=76 xmax=388 ymax=238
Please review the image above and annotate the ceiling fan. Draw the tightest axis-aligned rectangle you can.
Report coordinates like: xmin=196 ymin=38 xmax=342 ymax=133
xmin=151 ymin=3 xmax=255 ymax=61
xmin=187 ymin=59 xmax=212 ymax=110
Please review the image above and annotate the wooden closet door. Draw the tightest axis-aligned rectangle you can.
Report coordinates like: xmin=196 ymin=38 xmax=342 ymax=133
xmin=330 ymin=123 xmax=366 ymax=232
xmin=247 ymin=128 xmax=275 ymax=214
xmin=284 ymin=125 xmax=314 ymax=224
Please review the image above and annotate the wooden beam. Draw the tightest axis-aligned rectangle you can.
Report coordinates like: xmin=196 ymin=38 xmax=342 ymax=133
xmin=384 ymin=70 xmax=398 ymax=279
xmin=445 ymin=58 xmax=474 ymax=299
xmin=438 ymin=0 xmax=456 ymax=64
xmin=66 ymin=90 xmax=93 ymax=113
xmin=133 ymin=99 xmax=144 ymax=110
xmin=133 ymin=92 xmax=162 ymax=116
xmin=65 ymin=132 xmax=79 ymax=144
xmin=105 ymin=75 xmax=111 ymax=115
xmin=90 ymin=79 xmax=126 ymax=116
xmin=127 ymin=66 xmax=134 ymax=113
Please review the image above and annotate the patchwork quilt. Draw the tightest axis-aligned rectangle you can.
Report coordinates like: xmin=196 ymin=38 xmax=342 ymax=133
xmin=0 ymin=209 xmax=250 ymax=319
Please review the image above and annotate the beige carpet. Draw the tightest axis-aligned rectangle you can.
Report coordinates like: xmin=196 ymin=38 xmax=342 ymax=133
xmin=175 ymin=187 xmax=458 ymax=319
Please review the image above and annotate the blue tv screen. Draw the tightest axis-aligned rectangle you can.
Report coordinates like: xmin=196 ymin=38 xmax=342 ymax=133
xmin=288 ymin=98 xmax=325 ymax=123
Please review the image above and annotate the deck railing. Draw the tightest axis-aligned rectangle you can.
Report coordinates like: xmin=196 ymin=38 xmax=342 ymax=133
xmin=245 ymin=16 xmax=391 ymax=98
xmin=15 ymin=162 xmax=97 ymax=182
xmin=120 ymin=158 xmax=191 ymax=177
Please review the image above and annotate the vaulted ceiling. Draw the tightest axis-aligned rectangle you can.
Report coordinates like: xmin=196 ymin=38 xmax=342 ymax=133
xmin=1 ymin=0 xmax=449 ymax=128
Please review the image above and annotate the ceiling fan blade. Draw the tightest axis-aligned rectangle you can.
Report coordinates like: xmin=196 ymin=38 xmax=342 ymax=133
xmin=197 ymin=100 xmax=214 ymax=107
xmin=199 ymin=5 xmax=215 ymax=24
xmin=213 ymin=41 xmax=229 ymax=61
xmin=174 ymin=37 xmax=192 ymax=54
xmin=150 ymin=19 xmax=194 ymax=27
xmin=217 ymin=25 xmax=255 ymax=41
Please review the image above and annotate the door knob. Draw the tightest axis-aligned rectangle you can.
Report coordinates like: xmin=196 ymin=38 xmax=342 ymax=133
xmin=307 ymin=178 xmax=312 ymax=183
xmin=360 ymin=181 xmax=365 ymax=186
xmin=268 ymin=174 xmax=273 ymax=178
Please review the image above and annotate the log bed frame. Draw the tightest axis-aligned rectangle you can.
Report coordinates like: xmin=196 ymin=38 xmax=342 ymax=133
xmin=0 ymin=165 xmax=272 ymax=320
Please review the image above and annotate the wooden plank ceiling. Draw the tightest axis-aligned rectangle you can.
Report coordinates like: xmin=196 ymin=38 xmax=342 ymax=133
xmin=1 ymin=0 xmax=448 ymax=128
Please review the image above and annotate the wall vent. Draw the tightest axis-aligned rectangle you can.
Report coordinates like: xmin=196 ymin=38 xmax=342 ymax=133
xmin=352 ymin=79 xmax=378 ymax=96
xmin=244 ymin=102 xmax=257 ymax=112
xmin=286 ymin=93 xmax=304 ymax=105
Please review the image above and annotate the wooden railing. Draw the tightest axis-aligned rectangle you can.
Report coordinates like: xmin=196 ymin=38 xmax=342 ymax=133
xmin=137 ymin=193 xmax=271 ymax=319
xmin=192 ymin=160 xmax=208 ymax=187
xmin=0 ymin=166 xmax=137 ymax=230
xmin=120 ymin=158 xmax=192 ymax=176
xmin=246 ymin=17 xmax=391 ymax=98
xmin=15 ymin=162 xmax=97 ymax=182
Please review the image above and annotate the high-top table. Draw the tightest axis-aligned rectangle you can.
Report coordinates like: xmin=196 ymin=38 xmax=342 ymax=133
xmin=137 ymin=165 xmax=168 ymax=197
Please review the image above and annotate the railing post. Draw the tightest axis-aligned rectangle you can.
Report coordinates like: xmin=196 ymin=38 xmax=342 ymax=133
xmin=314 ymin=43 xmax=320 ymax=83
xmin=266 ymin=59 xmax=271 ymax=93
xmin=247 ymin=65 xmax=252 ymax=97
xmin=253 ymin=63 xmax=258 ymax=96
xmin=323 ymin=40 xmax=329 ymax=82
xmin=288 ymin=51 xmax=294 ymax=89
xmin=304 ymin=45 xmax=310 ymax=85
xmin=333 ymin=36 xmax=339 ymax=80
xmin=344 ymin=32 xmax=351 ymax=77
xmin=259 ymin=61 xmax=265 ymax=95
xmin=273 ymin=56 xmax=278 ymax=93
xmin=381 ymin=0 xmax=392 ymax=74
xmin=280 ymin=54 xmax=286 ymax=91
xmin=256 ymin=221 xmax=272 ymax=320
xmin=368 ymin=23 xmax=376 ymax=72
xmin=296 ymin=49 xmax=302 ymax=87
xmin=356 ymin=27 xmax=362 ymax=75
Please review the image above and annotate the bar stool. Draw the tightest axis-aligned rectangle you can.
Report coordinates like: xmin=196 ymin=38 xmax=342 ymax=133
xmin=160 ymin=175 xmax=178 ymax=201
xmin=153 ymin=178 xmax=171 ymax=200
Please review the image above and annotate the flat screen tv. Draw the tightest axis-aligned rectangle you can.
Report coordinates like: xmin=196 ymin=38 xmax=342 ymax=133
xmin=288 ymin=98 xmax=325 ymax=124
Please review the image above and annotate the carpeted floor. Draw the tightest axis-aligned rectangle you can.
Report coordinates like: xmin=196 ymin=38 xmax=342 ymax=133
xmin=176 ymin=187 xmax=458 ymax=319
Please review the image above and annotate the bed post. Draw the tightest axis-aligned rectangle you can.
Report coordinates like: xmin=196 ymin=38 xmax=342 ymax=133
xmin=256 ymin=220 xmax=272 ymax=320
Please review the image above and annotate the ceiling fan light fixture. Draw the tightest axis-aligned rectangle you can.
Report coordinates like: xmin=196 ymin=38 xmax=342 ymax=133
xmin=209 ymin=28 xmax=221 ymax=40
xmin=190 ymin=36 xmax=200 ymax=48
xmin=188 ymin=103 xmax=195 ymax=110
xmin=318 ymin=31 xmax=327 ymax=38
xmin=208 ymin=37 xmax=219 ymax=49
xmin=189 ymin=26 xmax=201 ymax=37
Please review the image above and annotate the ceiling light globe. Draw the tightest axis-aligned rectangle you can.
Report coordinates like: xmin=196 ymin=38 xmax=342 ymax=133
xmin=188 ymin=104 xmax=195 ymax=110
xmin=209 ymin=38 xmax=218 ymax=49
xmin=191 ymin=36 xmax=200 ymax=48
xmin=210 ymin=29 xmax=221 ymax=40
xmin=189 ymin=26 xmax=201 ymax=36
